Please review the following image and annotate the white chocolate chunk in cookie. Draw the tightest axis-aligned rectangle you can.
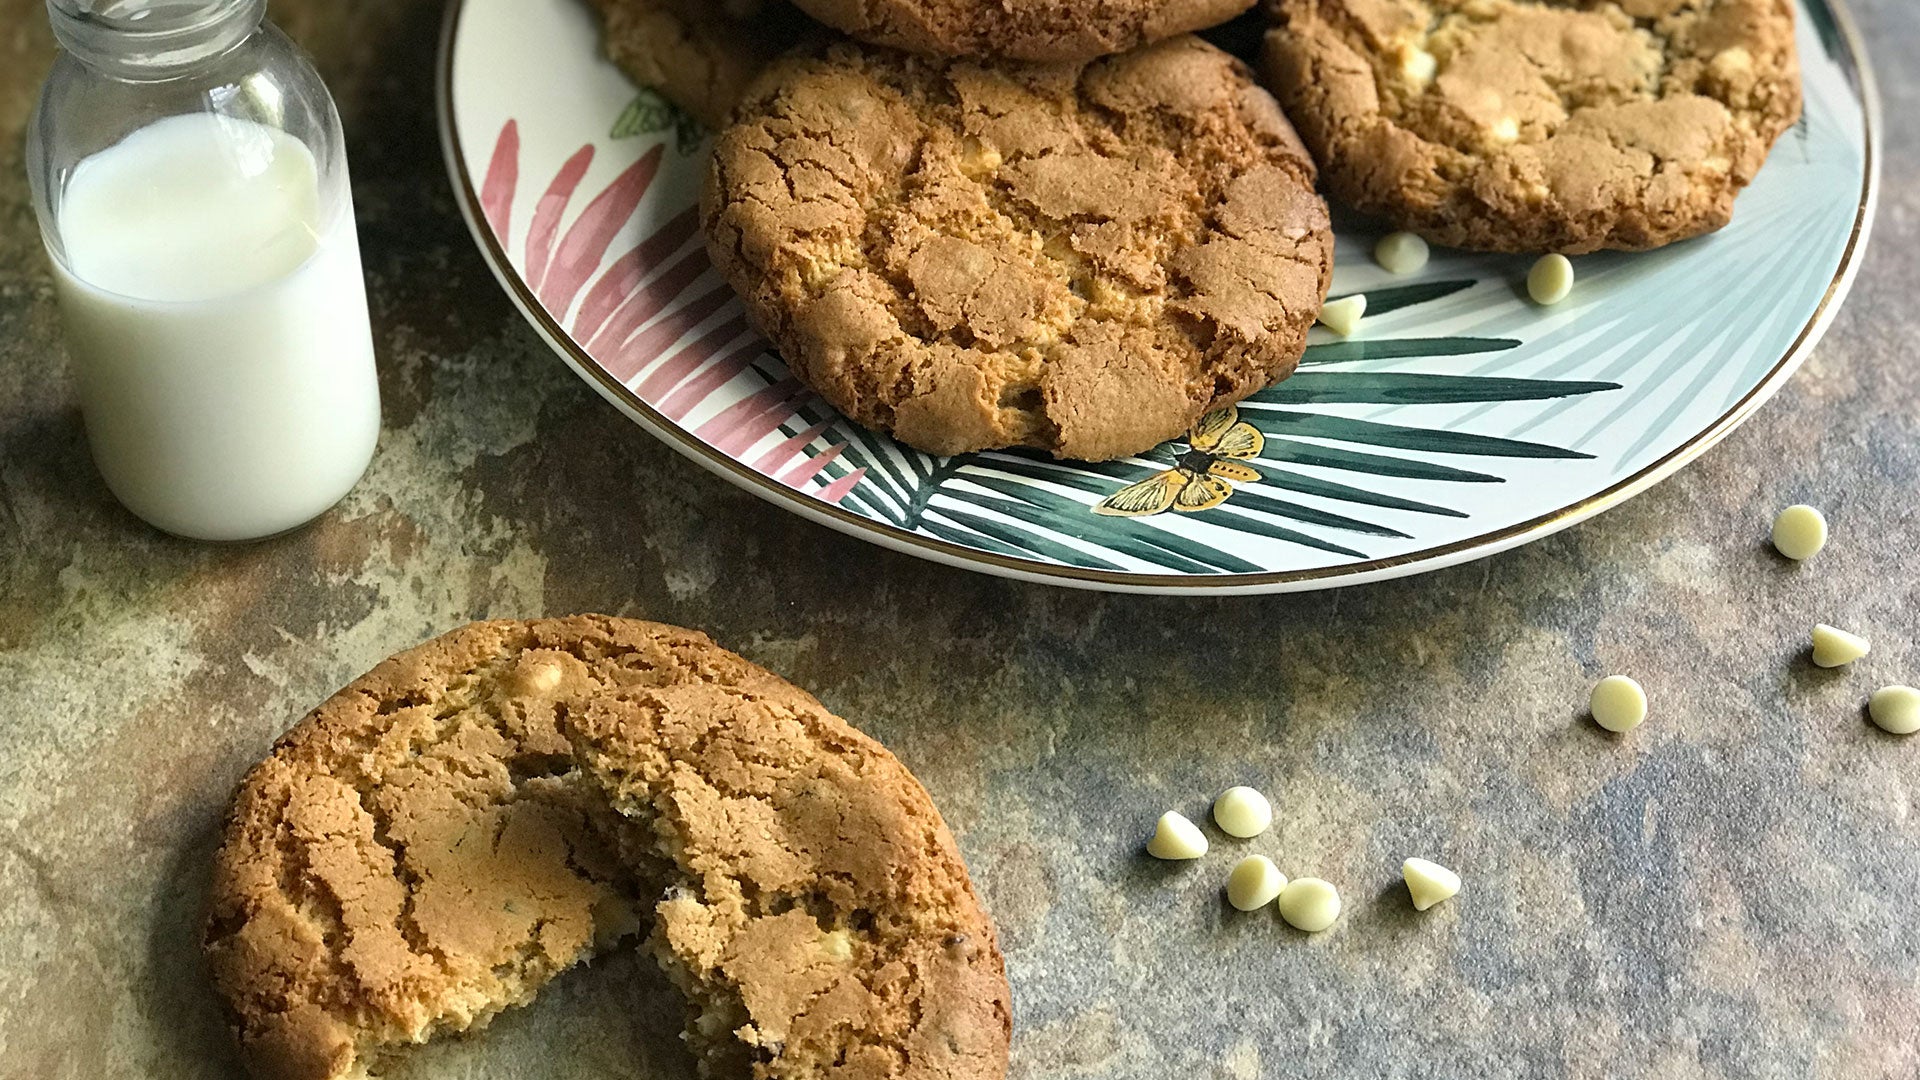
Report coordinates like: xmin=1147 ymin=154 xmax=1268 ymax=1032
xmin=1397 ymin=44 xmax=1438 ymax=87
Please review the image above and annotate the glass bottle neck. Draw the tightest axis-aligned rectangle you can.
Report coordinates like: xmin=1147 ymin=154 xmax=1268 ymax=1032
xmin=46 ymin=0 xmax=268 ymax=80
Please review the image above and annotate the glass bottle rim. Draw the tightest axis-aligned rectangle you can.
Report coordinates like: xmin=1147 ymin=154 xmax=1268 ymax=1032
xmin=46 ymin=0 xmax=268 ymax=77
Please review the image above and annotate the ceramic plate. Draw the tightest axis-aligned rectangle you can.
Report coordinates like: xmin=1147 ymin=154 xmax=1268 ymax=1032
xmin=436 ymin=0 xmax=1877 ymax=594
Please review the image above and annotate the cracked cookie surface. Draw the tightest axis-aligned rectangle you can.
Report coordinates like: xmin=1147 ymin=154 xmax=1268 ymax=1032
xmin=589 ymin=0 xmax=813 ymax=128
xmin=204 ymin=616 xmax=1009 ymax=1080
xmin=703 ymin=35 xmax=1334 ymax=461
xmin=1263 ymin=0 xmax=1801 ymax=253
xmin=789 ymin=0 xmax=1256 ymax=62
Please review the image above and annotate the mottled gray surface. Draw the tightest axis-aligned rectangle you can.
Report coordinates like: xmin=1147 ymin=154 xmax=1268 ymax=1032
xmin=2 ymin=3 xmax=1917 ymax=1078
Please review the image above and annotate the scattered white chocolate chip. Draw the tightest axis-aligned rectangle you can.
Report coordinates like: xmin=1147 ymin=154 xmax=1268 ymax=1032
xmin=1869 ymin=686 xmax=1920 ymax=735
xmin=1212 ymin=786 xmax=1273 ymax=838
xmin=1375 ymin=231 xmax=1431 ymax=276
xmin=1403 ymin=858 xmax=1461 ymax=911
xmin=820 ymin=929 xmax=853 ymax=961
xmin=1318 ymin=293 xmax=1367 ymax=336
xmin=1771 ymin=504 xmax=1828 ymax=560
xmin=1811 ymin=624 xmax=1871 ymax=668
xmin=1527 ymin=254 xmax=1574 ymax=305
xmin=1590 ymin=675 xmax=1647 ymax=733
xmin=1277 ymin=877 xmax=1342 ymax=932
xmin=1491 ymin=116 xmax=1520 ymax=144
xmin=1226 ymin=856 xmax=1287 ymax=911
xmin=1146 ymin=811 xmax=1208 ymax=860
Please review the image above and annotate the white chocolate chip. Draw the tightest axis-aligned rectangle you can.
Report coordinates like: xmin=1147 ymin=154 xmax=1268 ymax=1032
xmin=820 ymin=929 xmax=853 ymax=961
xmin=1146 ymin=811 xmax=1208 ymax=860
xmin=1772 ymin=504 xmax=1828 ymax=560
xmin=1811 ymin=624 xmax=1870 ymax=668
xmin=1710 ymin=46 xmax=1753 ymax=80
xmin=518 ymin=660 xmax=564 ymax=694
xmin=1277 ymin=877 xmax=1342 ymax=932
xmin=1527 ymin=254 xmax=1574 ymax=305
xmin=1225 ymin=856 xmax=1287 ymax=911
xmin=1212 ymin=786 xmax=1272 ymax=838
xmin=1375 ymin=231 xmax=1431 ymax=275
xmin=1590 ymin=675 xmax=1647 ymax=733
xmin=1870 ymin=686 xmax=1920 ymax=735
xmin=1318 ymin=294 xmax=1366 ymax=336
xmin=1402 ymin=858 xmax=1461 ymax=911
xmin=1491 ymin=117 xmax=1520 ymax=144
xmin=1400 ymin=45 xmax=1438 ymax=87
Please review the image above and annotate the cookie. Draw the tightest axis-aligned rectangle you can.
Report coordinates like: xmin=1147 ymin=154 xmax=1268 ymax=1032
xmin=590 ymin=0 xmax=812 ymax=128
xmin=703 ymin=36 xmax=1334 ymax=461
xmin=203 ymin=617 xmax=1010 ymax=1080
xmin=1263 ymin=0 xmax=1802 ymax=253
xmin=788 ymin=0 xmax=1256 ymax=61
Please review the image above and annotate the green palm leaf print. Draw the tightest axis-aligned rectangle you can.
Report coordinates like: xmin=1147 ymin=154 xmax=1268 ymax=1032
xmin=762 ymin=273 xmax=1619 ymax=572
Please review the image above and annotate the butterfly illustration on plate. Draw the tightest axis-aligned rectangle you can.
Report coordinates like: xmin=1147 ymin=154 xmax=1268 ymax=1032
xmin=1093 ymin=405 xmax=1264 ymax=517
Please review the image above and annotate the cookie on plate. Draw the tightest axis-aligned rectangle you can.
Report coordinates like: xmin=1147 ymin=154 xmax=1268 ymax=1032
xmin=204 ymin=616 xmax=1010 ymax=1080
xmin=589 ymin=0 xmax=813 ymax=128
xmin=1263 ymin=0 xmax=1802 ymax=253
xmin=703 ymin=36 xmax=1334 ymax=461
xmin=788 ymin=0 xmax=1256 ymax=61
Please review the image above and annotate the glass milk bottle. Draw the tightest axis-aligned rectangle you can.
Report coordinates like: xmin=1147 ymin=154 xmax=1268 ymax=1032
xmin=26 ymin=0 xmax=380 ymax=541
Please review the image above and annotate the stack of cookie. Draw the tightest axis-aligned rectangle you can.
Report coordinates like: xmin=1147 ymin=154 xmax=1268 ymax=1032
xmin=595 ymin=0 xmax=1337 ymax=462
xmin=592 ymin=0 xmax=1801 ymax=462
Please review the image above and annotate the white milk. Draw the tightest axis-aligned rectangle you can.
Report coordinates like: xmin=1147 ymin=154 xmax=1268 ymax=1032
xmin=52 ymin=112 xmax=379 ymax=541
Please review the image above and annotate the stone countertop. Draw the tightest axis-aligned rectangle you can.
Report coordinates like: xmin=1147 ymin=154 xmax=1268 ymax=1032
xmin=2 ymin=2 xmax=1916 ymax=1078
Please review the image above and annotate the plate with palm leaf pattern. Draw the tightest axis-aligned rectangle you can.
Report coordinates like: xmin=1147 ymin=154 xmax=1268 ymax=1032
xmin=436 ymin=0 xmax=1878 ymax=594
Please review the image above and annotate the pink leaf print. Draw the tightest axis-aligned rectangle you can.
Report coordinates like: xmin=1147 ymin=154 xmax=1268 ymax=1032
xmin=484 ymin=119 xmax=870 ymax=505
xmin=634 ymin=315 xmax=753 ymax=402
xmin=777 ymin=443 xmax=849 ymax=487
xmin=698 ymin=378 xmax=811 ymax=454
xmin=524 ymin=144 xmax=594 ymax=293
xmin=816 ymin=468 xmax=869 ymax=504
xmin=480 ymin=120 xmax=520 ymax=239
xmin=752 ymin=422 xmax=834 ymax=473
xmin=605 ymin=282 xmax=734 ymax=382
xmin=572 ymin=205 xmax=701 ymax=344
xmin=537 ymin=144 xmax=665 ymax=318
xmin=582 ymin=246 xmax=710 ymax=360
xmin=655 ymin=335 xmax=764 ymax=421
